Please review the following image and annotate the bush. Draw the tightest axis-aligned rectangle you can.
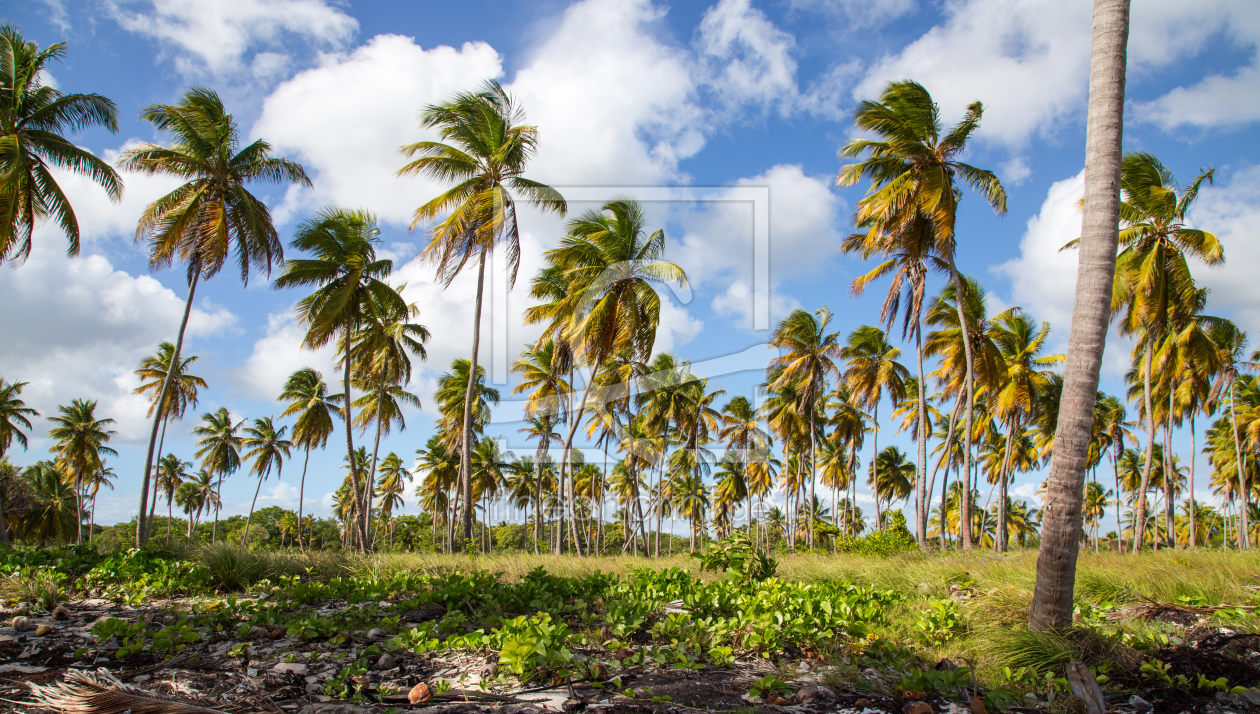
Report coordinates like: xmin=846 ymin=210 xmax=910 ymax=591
xmin=691 ymin=532 xmax=778 ymax=581
xmin=834 ymin=511 xmax=917 ymax=556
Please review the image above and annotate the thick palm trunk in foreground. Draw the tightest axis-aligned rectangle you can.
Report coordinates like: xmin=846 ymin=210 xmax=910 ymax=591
xmin=1029 ymin=0 xmax=1129 ymax=632
xmin=137 ymin=268 xmax=200 ymax=547
xmin=459 ymin=252 xmax=488 ymax=545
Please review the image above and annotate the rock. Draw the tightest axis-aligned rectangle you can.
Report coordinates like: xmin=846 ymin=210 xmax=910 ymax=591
xmin=34 ymin=625 xmax=52 ymax=636
xmin=1243 ymin=690 xmax=1260 ymax=707
xmin=1128 ymin=696 xmax=1153 ymax=713
xmin=273 ymin=662 xmax=310 ymax=676
xmin=797 ymin=661 xmax=813 ymax=673
xmin=268 ymin=627 xmax=286 ymax=639
xmin=306 ymin=683 xmax=324 ymax=694
xmin=11 ymin=616 xmax=31 ymax=632
xmin=376 ymin=654 xmax=396 ymax=671
xmin=855 ymin=699 xmax=872 ymax=708
xmin=796 ymin=685 xmax=835 ymax=704
xmin=132 ymin=674 xmax=151 ymax=683
xmin=564 ymin=698 xmax=586 ymax=712
xmin=364 ymin=628 xmax=387 ymax=641
xmin=903 ymin=702 xmax=933 ymax=714
xmin=409 ymin=682 xmax=434 ymax=704
xmin=51 ymin=606 xmax=70 ymax=621
xmin=944 ymin=704 xmax=970 ymax=714
xmin=246 ymin=625 xmax=269 ymax=640
xmin=404 ymin=603 xmax=446 ymax=622
xmin=970 ymin=695 xmax=986 ymax=714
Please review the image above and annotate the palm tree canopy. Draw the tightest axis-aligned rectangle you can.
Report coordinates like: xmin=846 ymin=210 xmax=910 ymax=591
xmin=0 ymin=25 xmax=122 ymax=264
xmin=0 ymin=378 xmax=38 ymax=458
xmin=841 ymin=325 xmax=909 ymax=411
xmin=398 ymin=79 xmax=566 ymax=286
xmin=278 ymin=367 xmax=343 ymax=450
xmin=47 ymin=399 xmax=117 ymax=482
xmin=242 ymin=416 xmax=292 ymax=479
xmin=118 ymin=86 xmax=310 ymax=283
xmin=133 ymin=342 xmax=208 ymax=420
xmin=769 ymin=307 xmax=842 ymax=417
xmin=193 ymin=407 xmax=244 ymax=476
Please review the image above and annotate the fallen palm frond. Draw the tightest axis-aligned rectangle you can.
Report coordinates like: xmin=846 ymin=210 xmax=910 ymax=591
xmin=24 ymin=668 xmax=226 ymax=714
xmin=1124 ymin=596 xmax=1256 ymax=621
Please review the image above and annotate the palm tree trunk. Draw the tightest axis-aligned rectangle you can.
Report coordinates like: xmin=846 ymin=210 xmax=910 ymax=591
xmin=1164 ymin=389 xmax=1176 ymax=548
xmin=1189 ymin=414 xmax=1196 ymax=547
xmin=1231 ymin=383 xmax=1250 ymax=548
xmin=167 ymin=494 xmax=174 ymax=543
xmin=998 ymin=420 xmax=1016 ymax=552
xmin=298 ymin=446 xmax=310 ymax=551
xmin=458 ymin=251 xmax=489 ymax=547
xmin=212 ymin=475 xmax=224 ymax=543
xmin=1028 ymin=0 xmax=1129 ymax=632
xmin=1113 ymin=445 xmax=1124 ymax=552
xmin=809 ymin=410 xmax=817 ymax=548
xmin=948 ymin=260 xmax=977 ymax=549
xmin=557 ymin=362 xmax=603 ymax=553
xmin=1134 ymin=344 xmax=1156 ymax=551
xmin=340 ymin=320 xmax=369 ymax=551
xmin=363 ymin=368 xmax=389 ymax=552
xmin=145 ymin=417 xmax=169 ymax=542
xmin=915 ymin=327 xmax=929 ymax=546
xmin=872 ymin=403 xmax=880 ymax=529
xmin=242 ymin=464 xmax=270 ymax=545
xmin=138 ymin=263 xmax=201 ymax=548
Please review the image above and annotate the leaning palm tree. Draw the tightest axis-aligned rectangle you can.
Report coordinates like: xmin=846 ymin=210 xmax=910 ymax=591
xmin=278 ymin=367 xmax=342 ymax=550
xmin=240 ymin=417 xmax=291 ymax=546
xmin=47 ymin=399 xmax=117 ymax=545
xmin=192 ymin=407 xmax=244 ymax=543
xmin=399 ymin=79 xmax=567 ymax=544
xmin=768 ymin=308 xmax=841 ymax=547
xmin=273 ymin=207 xmax=404 ymax=551
xmin=0 ymin=25 xmax=122 ymax=264
xmin=133 ymin=342 xmax=206 ymax=540
xmin=838 ymin=79 xmax=1007 ymax=550
xmin=119 ymin=86 xmax=310 ymax=547
xmin=840 ymin=326 xmax=908 ymax=529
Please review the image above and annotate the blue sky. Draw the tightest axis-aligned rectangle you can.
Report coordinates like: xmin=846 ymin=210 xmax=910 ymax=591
xmin=4 ymin=0 xmax=1260 ymax=530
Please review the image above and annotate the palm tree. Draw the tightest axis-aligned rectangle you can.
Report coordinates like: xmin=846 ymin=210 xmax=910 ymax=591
xmin=174 ymin=480 xmax=201 ymax=540
xmin=541 ymin=199 xmax=687 ymax=554
xmin=375 ymin=452 xmax=410 ymax=548
xmin=1094 ymin=394 xmax=1134 ymax=551
xmin=416 ymin=435 xmax=459 ymax=551
xmin=47 ymin=399 xmax=116 ymax=545
xmin=988 ymin=308 xmax=1063 ymax=551
xmin=768 ymin=308 xmax=841 ymax=546
xmin=399 ymin=80 xmax=566 ymax=545
xmin=837 ymin=79 xmax=1007 ymax=551
xmin=1100 ymin=153 xmax=1223 ymax=552
xmin=518 ymin=414 xmax=562 ymax=553
xmin=1206 ymin=323 xmax=1253 ymax=549
xmin=240 ymin=417 xmax=291 ymax=546
xmin=83 ymin=464 xmax=114 ymax=544
xmin=278 ymin=368 xmax=342 ymax=550
xmin=192 ymin=407 xmax=244 ymax=543
xmin=16 ymin=462 xmax=76 ymax=544
xmin=273 ymin=207 xmax=403 ymax=550
xmin=133 ymin=342 xmax=206 ymax=540
xmin=513 ymin=340 xmax=571 ymax=552
xmin=155 ymin=454 xmax=190 ymax=542
xmin=352 ymin=292 xmax=428 ymax=537
xmin=1082 ymin=480 xmax=1112 ymax=551
xmin=0 ymin=379 xmax=38 ymax=461
xmin=841 ymin=325 xmax=908 ymax=529
xmin=0 ymin=25 xmax=122 ymax=264
xmin=120 ymin=87 xmax=310 ymax=547
xmin=869 ymin=446 xmax=914 ymax=525
xmin=187 ymin=468 xmax=220 ymax=540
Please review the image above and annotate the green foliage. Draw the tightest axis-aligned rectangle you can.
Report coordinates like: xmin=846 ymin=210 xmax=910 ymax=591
xmin=834 ymin=511 xmax=917 ymax=556
xmin=748 ymin=675 xmax=790 ymax=699
xmin=492 ymin=613 xmax=573 ymax=682
xmin=913 ymin=597 xmax=962 ymax=645
xmin=691 ymin=532 xmax=778 ymax=581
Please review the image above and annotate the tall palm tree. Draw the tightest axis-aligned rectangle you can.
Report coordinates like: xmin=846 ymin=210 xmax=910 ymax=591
xmin=518 ymin=414 xmax=562 ymax=553
xmin=399 ymin=79 xmax=566 ymax=544
xmin=1207 ymin=323 xmax=1253 ymax=548
xmin=838 ymin=79 xmax=1007 ymax=550
xmin=512 ymin=340 xmax=571 ymax=552
xmin=542 ymin=199 xmax=687 ymax=554
xmin=1094 ymin=394 xmax=1134 ymax=551
xmin=0 ymin=25 xmax=122 ymax=264
xmin=416 ymin=435 xmax=459 ymax=551
xmin=841 ymin=325 xmax=908 ymax=529
xmin=352 ymin=292 xmax=428 ymax=536
xmin=240 ymin=417 xmax=291 ymax=546
xmin=121 ymin=87 xmax=310 ymax=547
xmin=768 ymin=308 xmax=841 ymax=546
xmin=83 ymin=464 xmax=114 ymax=544
xmin=47 ymin=399 xmax=116 ymax=545
xmin=155 ymin=453 xmax=190 ymax=542
xmin=273 ymin=207 xmax=403 ymax=550
xmin=133 ymin=342 xmax=206 ymax=540
xmin=869 ymin=446 xmax=914 ymax=525
xmin=278 ymin=368 xmax=342 ymax=550
xmin=192 ymin=407 xmax=244 ymax=543
xmin=174 ymin=480 xmax=201 ymax=540
xmin=375 ymin=452 xmax=410 ymax=548
xmin=1099 ymin=153 xmax=1223 ymax=551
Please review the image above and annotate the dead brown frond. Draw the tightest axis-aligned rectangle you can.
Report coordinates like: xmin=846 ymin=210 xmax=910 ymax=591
xmin=24 ymin=668 xmax=225 ymax=714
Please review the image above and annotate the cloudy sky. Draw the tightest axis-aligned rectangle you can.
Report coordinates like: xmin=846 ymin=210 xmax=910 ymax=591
xmin=5 ymin=0 xmax=1260 ymax=529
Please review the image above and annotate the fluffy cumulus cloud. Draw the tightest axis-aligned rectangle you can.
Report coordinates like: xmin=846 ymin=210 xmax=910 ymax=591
xmin=108 ymin=0 xmax=358 ymax=77
xmin=697 ymin=0 xmax=799 ymax=115
xmin=0 ymin=149 xmax=235 ymax=448
xmin=711 ymin=281 xmax=802 ymax=330
xmin=1187 ymin=165 xmax=1260 ymax=333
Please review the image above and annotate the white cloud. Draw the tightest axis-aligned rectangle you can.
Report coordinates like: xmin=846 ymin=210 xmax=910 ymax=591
xmin=1188 ymin=165 xmax=1260 ymax=334
xmin=109 ymin=0 xmax=358 ymax=77
xmin=653 ymin=295 xmax=705 ymax=355
xmin=697 ymin=0 xmax=799 ymax=116
xmin=1000 ymin=157 xmax=1032 ymax=186
xmin=238 ymin=311 xmax=339 ymax=401
xmin=786 ymin=0 xmax=917 ymax=30
xmin=711 ymin=281 xmax=802 ymax=330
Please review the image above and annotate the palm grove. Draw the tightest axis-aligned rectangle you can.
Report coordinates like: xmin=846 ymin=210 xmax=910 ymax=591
xmin=0 ymin=22 xmax=1255 ymax=558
